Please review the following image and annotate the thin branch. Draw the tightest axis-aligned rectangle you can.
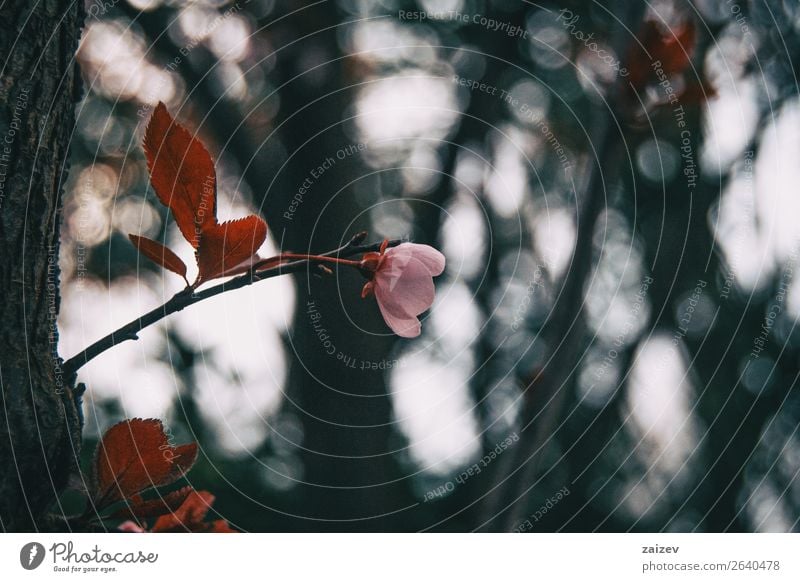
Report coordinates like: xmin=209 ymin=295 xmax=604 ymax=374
xmin=62 ymin=234 xmax=402 ymax=377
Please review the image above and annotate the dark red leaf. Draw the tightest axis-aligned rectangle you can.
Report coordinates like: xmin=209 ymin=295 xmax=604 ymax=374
xmin=128 ymin=234 xmax=189 ymax=285
xmin=92 ymin=419 xmax=199 ymax=509
xmin=109 ymin=486 xmax=194 ymax=521
xmin=143 ymin=102 xmax=216 ymax=248
xmin=150 ymin=490 xmax=236 ymax=533
xmin=196 ymin=215 xmax=268 ymax=283
xmin=654 ymin=19 xmax=695 ymax=76
xmin=628 ymin=19 xmax=696 ymax=91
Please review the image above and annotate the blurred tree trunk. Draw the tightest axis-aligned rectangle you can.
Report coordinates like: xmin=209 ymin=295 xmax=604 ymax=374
xmin=272 ymin=8 xmax=413 ymax=531
xmin=0 ymin=0 xmax=83 ymax=531
xmin=117 ymin=3 xmax=415 ymax=530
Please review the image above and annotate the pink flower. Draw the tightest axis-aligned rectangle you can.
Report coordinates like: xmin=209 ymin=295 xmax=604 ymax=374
xmin=118 ymin=520 xmax=145 ymax=533
xmin=360 ymin=242 xmax=446 ymax=338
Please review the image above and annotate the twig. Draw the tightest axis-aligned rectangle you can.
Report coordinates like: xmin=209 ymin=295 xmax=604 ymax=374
xmin=62 ymin=234 xmax=401 ymax=377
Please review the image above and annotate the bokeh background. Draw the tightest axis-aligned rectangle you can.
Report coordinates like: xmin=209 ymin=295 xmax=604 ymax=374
xmin=57 ymin=0 xmax=800 ymax=531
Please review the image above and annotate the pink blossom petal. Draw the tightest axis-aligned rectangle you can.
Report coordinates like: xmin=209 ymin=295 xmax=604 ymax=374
xmin=118 ymin=520 xmax=145 ymax=533
xmin=374 ymin=284 xmax=422 ymax=338
xmin=375 ymin=257 xmax=436 ymax=316
xmin=384 ymin=243 xmax=445 ymax=276
xmin=369 ymin=243 xmax=445 ymax=338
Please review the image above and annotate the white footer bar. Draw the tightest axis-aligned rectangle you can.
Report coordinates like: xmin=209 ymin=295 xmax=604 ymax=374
xmin=1 ymin=533 xmax=797 ymax=581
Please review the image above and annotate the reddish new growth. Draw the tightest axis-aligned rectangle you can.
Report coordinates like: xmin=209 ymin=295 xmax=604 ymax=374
xmin=126 ymin=103 xmax=447 ymax=339
xmin=85 ymin=418 xmax=235 ymax=533
xmin=130 ymin=102 xmax=267 ymax=287
xmin=625 ymin=17 xmax=715 ymax=113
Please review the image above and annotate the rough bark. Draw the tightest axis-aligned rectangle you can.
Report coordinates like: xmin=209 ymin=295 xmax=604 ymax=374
xmin=0 ymin=0 xmax=83 ymax=531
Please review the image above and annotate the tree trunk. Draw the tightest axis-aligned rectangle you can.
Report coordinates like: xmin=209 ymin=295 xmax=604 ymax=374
xmin=268 ymin=7 xmax=415 ymax=530
xmin=0 ymin=0 xmax=83 ymax=532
